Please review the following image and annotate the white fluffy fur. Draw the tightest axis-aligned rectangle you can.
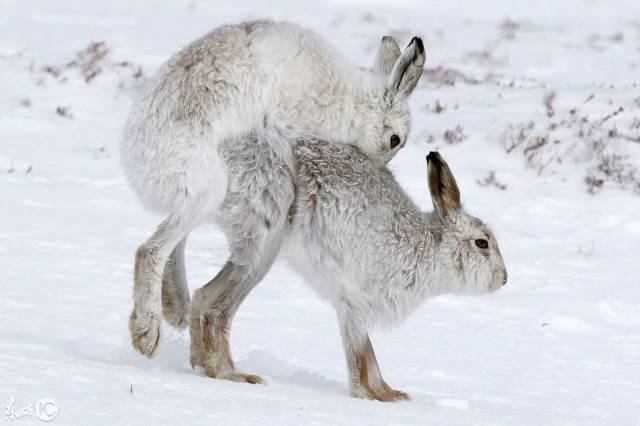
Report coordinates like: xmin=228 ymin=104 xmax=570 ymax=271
xmin=121 ymin=19 xmax=425 ymax=215
xmin=122 ymin=19 xmax=426 ymax=360
xmin=283 ymin=138 xmax=508 ymax=331
xmin=184 ymin=127 xmax=508 ymax=399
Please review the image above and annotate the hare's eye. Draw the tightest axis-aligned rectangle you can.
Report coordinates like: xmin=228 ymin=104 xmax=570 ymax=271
xmin=475 ymin=239 xmax=489 ymax=249
xmin=390 ymin=134 xmax=401 ymax=149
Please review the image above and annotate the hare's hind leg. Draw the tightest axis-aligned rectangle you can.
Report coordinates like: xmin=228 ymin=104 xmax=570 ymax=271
xmin=130 ymin=200 xmax=215 ymax=357
xmin=161 ymin=237 xmax=190 ymax=329
xmin=339 ymin=316 xmax=410 ymax=402
xmin=189 ymin=129 xmax=294 ymax=383
xmin=361 ymin=336 xmax=410 ymax=401
xmin=189 ymin=258 xmax=270 ymax=384
xmin=189 ymin=221 xmax=287 ymax=383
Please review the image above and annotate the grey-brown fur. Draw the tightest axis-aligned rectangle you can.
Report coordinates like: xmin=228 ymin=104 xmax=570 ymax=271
xmin=123 ymin=21 xmax=426 ymax=355
xmin=161 ymin=238 xmax=189 ymax=328
xmin=182 ymin=127 xmax=507 ymax=400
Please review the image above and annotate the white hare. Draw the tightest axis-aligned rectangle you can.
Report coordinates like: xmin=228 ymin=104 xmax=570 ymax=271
xmin=187 ymin=126 xmax=508 ymax=401
xmin=122 ymin=20 xmax=426 ymax=355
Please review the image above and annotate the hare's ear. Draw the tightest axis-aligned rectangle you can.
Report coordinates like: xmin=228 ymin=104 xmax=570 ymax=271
xmin=374 ymin=36 xmax=401 ymax=76
xmin=426 ymin=151 xmax=461 ymax=219
xmin=386 ymin=37 xmax=425 ymax=101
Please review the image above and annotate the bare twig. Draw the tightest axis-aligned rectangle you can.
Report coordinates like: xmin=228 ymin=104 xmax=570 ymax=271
xmin=544 ymin=91 xmax=556 ymax=118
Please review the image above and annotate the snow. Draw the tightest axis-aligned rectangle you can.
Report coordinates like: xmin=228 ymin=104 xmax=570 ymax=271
xmin=1 ymin=0 xmax=639 ymax=424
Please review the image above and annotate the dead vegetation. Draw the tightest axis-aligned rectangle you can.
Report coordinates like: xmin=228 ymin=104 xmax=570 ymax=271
xmin=432 ymin=99 xmax=446 ymax=113
xmin=502 ymin=91 xmax=640 ymax=194
xmin=443 ymin=125 xmax=467 ymax=144
xmin=425 ymin=99 xmax=456 ymax=114
xmin=588 ymin=31 xmax=626 ymax=52
xmin=499 ymin=18 xmax=521 ymax=40
xmin=6 ymin=158 xmax=33 ymax=174
xmin=467 ymin=41 xmax=504 ymax=66
xmin=422 ymin=66 xmax=480 ymax=86
xmin=544 ymin=91 xmax=556 ymax=117
xmin=421 ymin=65 xmax=544 ymax=90
xmin=55 ymin=106 xmax=73 ymax=119
xmin=70 ymin=41 xmax=109 ymax=82
xmin=585 ymin=141 xmax=638 ymax=194
xmin=476 ymin=171 xmax=507 ymax=190
xmin=35 ymin=41 xmax=145 ymax=89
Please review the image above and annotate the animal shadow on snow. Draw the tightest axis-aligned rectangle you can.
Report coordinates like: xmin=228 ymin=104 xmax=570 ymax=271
xmin=236 ymin=349 xmax=345 ymax=395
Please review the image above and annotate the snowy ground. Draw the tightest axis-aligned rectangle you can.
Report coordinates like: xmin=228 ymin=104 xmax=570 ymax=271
xmin=2 ymin=0 xmax=640 ymax=424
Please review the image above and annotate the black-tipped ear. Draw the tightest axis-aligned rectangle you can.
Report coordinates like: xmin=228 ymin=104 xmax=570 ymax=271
xmin=374 ymin=35 xmax=401 ymax=76
xmin=427 ymin=151 xmax=461 ymax=219
xmin=387 ymin=37 xmax=426 ymax=100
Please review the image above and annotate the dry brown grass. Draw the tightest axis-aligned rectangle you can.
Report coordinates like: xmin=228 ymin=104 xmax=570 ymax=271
xmin=502 ymin=91 xmax=640 ymax=193
xmin=55 ymin=106 xmax=73 ymax=119
xmin=443 ymin=125 xmax=467 ymax=144
xmin=476 ymin=171 xmax=507 ymax=190
xmin=36 ymin=41 xmax=145 ymax=88
xmin=422 ymin=67 xmax=480 ymax=86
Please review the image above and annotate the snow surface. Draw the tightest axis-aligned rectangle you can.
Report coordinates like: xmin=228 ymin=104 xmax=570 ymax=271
xmin=1 ymin=0 xmax=640 ymax=424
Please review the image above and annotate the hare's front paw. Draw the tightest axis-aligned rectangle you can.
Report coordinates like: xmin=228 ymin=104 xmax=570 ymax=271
xmin=129 ymin=308 xmax=161 ymax=357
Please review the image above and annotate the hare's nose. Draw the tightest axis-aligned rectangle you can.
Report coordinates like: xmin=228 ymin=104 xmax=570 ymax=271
xmin=502 ymin=270 xmax=508 ymax=286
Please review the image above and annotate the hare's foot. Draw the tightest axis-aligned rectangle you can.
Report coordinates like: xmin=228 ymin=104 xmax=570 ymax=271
xmin=361 ymin=388 xmax=409 ymax=402
xmin=352 ymin=385 xmax=389 ymax=401
xmin=342 ymin=328 xmax=410 ymax=402
xmin=189 ymin=287 xmax=264 ymax=383
xmin=162 ymin=238 xmax=190 ymax=329
xmin=352 ymin=382 xmax=410 ymax=402
xmin=129 ymin=307 xmax=161 ymax=357
xmin=131 ymin=198 xmax=211 ymax=355
xmin=199 ymin=311 xmax=264 ymax=385
xmin=210 ymin=371 xmax=264 ymax=384
xmin=190 ymin=310 xmax=264 ymax=383
xmin=378 ymin=381 xmax=411 ymax=401
xmin=350 ymin=366 xmax=410 ymax=402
